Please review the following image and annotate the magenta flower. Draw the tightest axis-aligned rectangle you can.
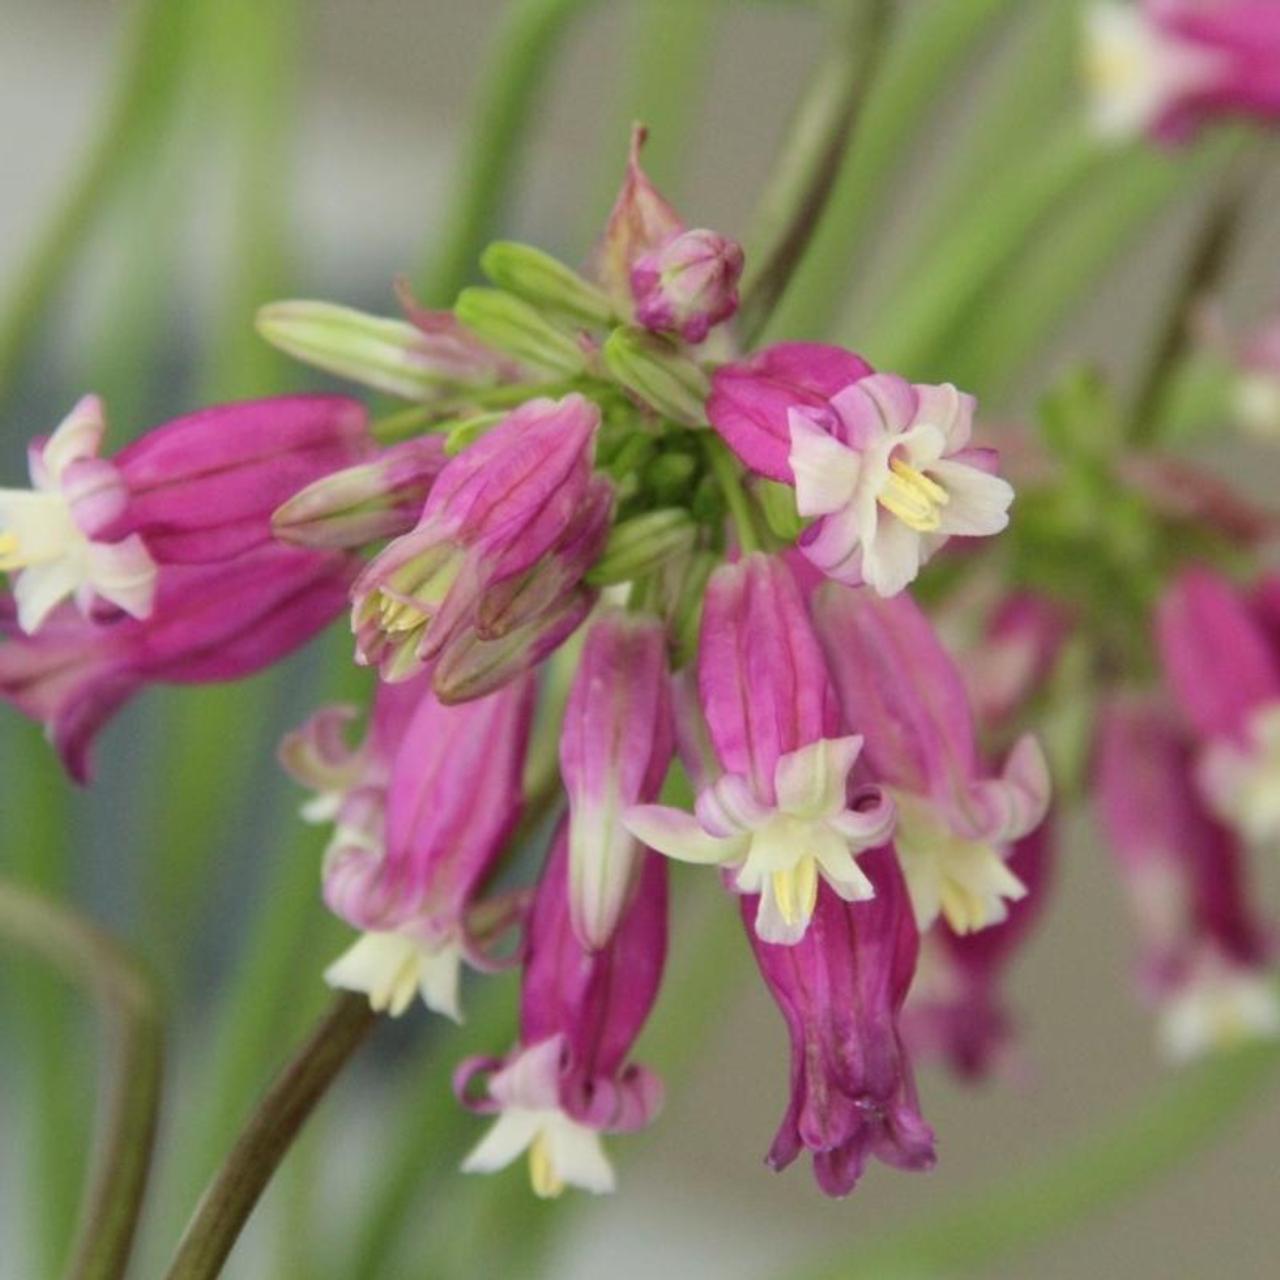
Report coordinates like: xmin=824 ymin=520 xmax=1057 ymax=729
xmin=351 ymin=394 xmax=607 ymax=685
xmin=1156 ymin=567 xmax=1280 ymax=848
xmin=708 ymin=341 xmax=873 ymax=482
xmin=457 ymin=830 xmax=667 ymax=1196
xmin=1085 ymin=1 xmax=1280 ymax=143
xmin=625 ymin=554 xmax=895 ymax=945
xmin=286 ymin=674 xmax=534 ymax=1019
xmin=1 ymin=544 xmax=357 ymax=782
xmin=0 ymin=393 xmax=370 ymax=634
xmin=1095 ymin=695 xmax=1277 ymax=1059
xmin=749 ymin=850 xmax=936 ymax=1198
xmin=813 ymin=583 xmax=1050 ymax=934
xmin=631 ymin=228 xmax=744 ymax=344
xmin=789 ymin=375 xmax=1013 ymax=597
xmin=560 ymin=610 xmax=674 ymax=950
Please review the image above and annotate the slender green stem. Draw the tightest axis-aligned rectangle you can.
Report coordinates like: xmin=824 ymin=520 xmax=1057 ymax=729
xmin=165 ymin=994 xmax=378 ymax=1280
xmin=787 ymin=1039 xmax=1280 ymax=1280
xmin=0 ymin=877 xmax=164 ymax=1280
xmin=704 ymin=435 xmax=762 ymax=554
xmin=736 ymin=0 xmax=892 ymax=345
xmin=763 ymin=0 xmax=1022 ymax=342
xmin=419 ymin=0 xmax=604 ymax=306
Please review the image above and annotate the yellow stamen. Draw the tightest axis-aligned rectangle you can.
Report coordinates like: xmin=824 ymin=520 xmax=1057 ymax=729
xmin=0 ymin=531 xmax=22 ymax=572
xmin=378 ymin=593 xmax=429 ymax=634
xmin=878 ymin=457 xmax=949 ymax=532
xmin=772 ymin=858 xmax=819 ymax=928
xmin=528 ymin=1132 xmax=564 ymax=1199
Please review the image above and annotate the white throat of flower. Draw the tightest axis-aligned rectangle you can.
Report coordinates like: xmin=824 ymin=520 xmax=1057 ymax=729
xmin=892 ymin=792 xmax=1027 ymax=934
xmin=1158 ymin=962 xmax=1280 ymax=1063
xmin=325 ymin=929 xmax=464 ymax=1021
xmin=461 ymin=1105 xmax=615 ymax=1198
xmin=1198 ymin=704 xmax=1280 ymax=850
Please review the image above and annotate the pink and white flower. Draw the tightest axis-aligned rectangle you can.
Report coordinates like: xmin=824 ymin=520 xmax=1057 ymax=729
xmin=631 ymin=228 xmax=743 ymax=344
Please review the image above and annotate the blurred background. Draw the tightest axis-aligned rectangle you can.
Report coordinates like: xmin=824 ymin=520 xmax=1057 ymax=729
xmin=2 ymin=2 xmax=1280 ymax=1277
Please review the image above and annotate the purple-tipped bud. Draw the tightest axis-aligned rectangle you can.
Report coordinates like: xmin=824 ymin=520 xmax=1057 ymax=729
xmin=457 ymin=829 xmax=667 ymax=1197
xmin=631 ymin=228 xmax=744 ymax=344
xmin=561 ymin=610 xmax=674 ymax=949
xmin=748 ymin=850 xmax=936 ymax=1198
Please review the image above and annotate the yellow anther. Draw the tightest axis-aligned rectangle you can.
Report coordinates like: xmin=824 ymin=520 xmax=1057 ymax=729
xmin=772 ymin=858 xmax=819 ymax=928
xmin=528 ymin=1132 xmax=564 ymax=1199
xmin=0 ymin=531 xmax=22 ymax=571
xmin=878 ymin=458 xmax=949 ymax=532
xmin=378 ymin=592 xmax=428 ymax=634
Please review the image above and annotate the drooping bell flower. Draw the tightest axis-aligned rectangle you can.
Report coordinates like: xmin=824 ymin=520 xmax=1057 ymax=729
xmin=812 ymin=583 xmax=1050 ymax=934
xmin=1156 ymin=567 xmax=1280 ymax=848
xmin=788 ymin=375 xmax=1013 ymax=597
xmin=288 ymin=674 xmax=534 ymax=1020
xmin=707 ymin=342 xmax=874 ymax=482
xmin=0 ymin=543 xmax=357 ymax=782
xmin=351 ymin=394 xmax=605 ymax=685
xmin=631 ymin=228 xmax=744 ymax=345
xmin=749 ymin=850 xmax=936 ymax=1198
xmin=0 ymin=393 xmax=371 ymax=634
xmin=1095 ymin=695 xmax=1277 ymax=1060
xmin=560 ymin=610 xmax=674 ymax=950
xmin=904 ymin=822 xmax=1055 ymax=1079
xmin=624 ymin=554 xmax=895 ymax=945
xmin=457 ymin=830 xmax=667 ymax=1197
xmin=1084 ymin=1 xmax=1280 ymax=143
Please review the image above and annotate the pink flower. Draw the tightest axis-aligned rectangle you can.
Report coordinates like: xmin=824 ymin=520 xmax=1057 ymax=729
xmin=707 ymin=342 xmax=873 ymax=482
xmin=285 ymin=674 xmax=534 ymax=1019
xmin=625 ymin=554 xmax=895 ymax=945
xmin=748 ymin=850 xmax=936 ymax=1198
xmin=560 ymin=610 xmax=674 ymax=950
xmin=456 ymin=830 xmax=667 ymax=1197
xmin=0 ymin=394 xmax=370 ymax=633
xmin=351 ymin=394 xmax=608 ymax=688
xmin=812 ymin=583 xmax=1050 ymax=934
xmin=1085 ymin=1 xmax=1280 ymax=143
xmin=631 ymin=228 xmax=744 ymax=344
xmin=789 ymin=375 xmax=1012 ymax=597
xmin=1095 ymin=695 xmax=1277 ymax=1059
xmin=1 ymin=544 xmax=357 ymax=782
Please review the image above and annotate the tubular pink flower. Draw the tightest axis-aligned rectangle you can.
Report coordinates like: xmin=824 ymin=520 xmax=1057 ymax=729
xmin=560 ymin=610 xmax=674 ymax=950
xmin=631 ymin=228 xmax=744 ymax=344
xmin=0 ymin=394 xmax=371 ymax=634
xmin=350 ymin=394 xmax=603 ymax=685
xmin=457 ymin=829 xmax=667 ymax=1197
xmin=748 ymin=850 xmax=936 ymax=1198
xmin=296 ymin=674 xmax=534 ymax=1020
xmin=624 ymin=554 xmax=895 ymax=945
xmin=812 ymin=583 xmax=1050 ymax=935
xmin=0 ymin=544 xmax=357 ymax=782
xmin=1095 ymin=695 xmax=1277 ymax=1059
xmin=707 ymin=342 xmax=873 ymax=482
xmin=789 ymin=374 xmax=1013 ymax=597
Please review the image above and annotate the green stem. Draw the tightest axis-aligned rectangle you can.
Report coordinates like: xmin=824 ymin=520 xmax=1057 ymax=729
xmin=419 ymin=0 xmax=604 ymax=306
xmin=0 ymin=877 xmax=164 ymax=1280
xmin=788 ymin=1039 xmax=1280 ymax=1280
xmin=762 ymin=0 xmax=1022 ymax=342
xmin=704 ymin=435 xmax=762 ymax=554
xmin=736 ymin=0 xmax=893 ymax=345
xmin=164 ymin=994 xmax=378 ymax=1280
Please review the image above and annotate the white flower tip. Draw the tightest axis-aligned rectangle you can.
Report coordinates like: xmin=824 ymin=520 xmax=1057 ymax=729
xmin=1159 ymin=971 xmax=1280 ymax=1063
xmin=324 ymin=930 xmax=462 ymax=1020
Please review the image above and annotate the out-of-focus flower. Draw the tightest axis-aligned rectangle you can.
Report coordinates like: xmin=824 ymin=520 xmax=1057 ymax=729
xmin=1084 ymin=1 xmax=1280 ymax=143
xmin=287 ymin=675 xmax=534 ymax=1020
xmin=1156 ymin=567 xmax=1280 ymax=848
xmin=625 ymin=554 xmax=894 ymax=945
xmin=561 ymin=610 xmax=673 ymax=950
xmin=789 ymin=375 xmax=1012 ymax=597
xmin=351 ymin=394 xmax=606 ymax=685
xmin=749 ymin=850 xmax=936 ymax=1197
xmin=1 ymin=544 xmax=356 ymax=782
xmin=457 ymin=830 xmax=667 ymax=1196
xmin=631 ymin=228 xmax=744 ymax=344
xmin=1095 ymin=694 xmax=1277 ymax=1060
xmin=813 ymin=584 xmax=1050 ymax=934
xmin=0 ymin=394 xmax=371 ymax=634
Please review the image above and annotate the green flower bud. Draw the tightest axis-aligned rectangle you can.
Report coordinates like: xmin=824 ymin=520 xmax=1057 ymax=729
xmin=602 ymin=327 xmax=710 ymax=427
xmin=455 ymin=287 xmax=589 ymax=377
xmin=444 ymin=411 xmax=508 ymax=456
xmin=645 ymin=450 xmax=700 ymax=505
xmin=755 ymin=478 xmax=805 ymax=540
xmin=480 ymin=241 xmax=614 ymax=327
xmin=586 ymin=509 xmax=697 ymax=586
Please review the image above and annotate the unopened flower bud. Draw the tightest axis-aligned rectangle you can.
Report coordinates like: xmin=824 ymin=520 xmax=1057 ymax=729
xmin=602 ymin=327 xmax=710 ymax=427
xmin=643 ymin=449 xmax=699 ymax=505
xmin=454 ymin=288 xmax=589 ymax=378
xmin=631 ymin=228 xmax=743 ymax=344
xmin=444 ymin=412 xmax=507 ymax=457
xmin=481 ymin=241 xmax=614 ymax=328
xmin=586 ymin=509 xmax=697 ymax=586
xmin=754 ymin=478 xmax=805 ymax=541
